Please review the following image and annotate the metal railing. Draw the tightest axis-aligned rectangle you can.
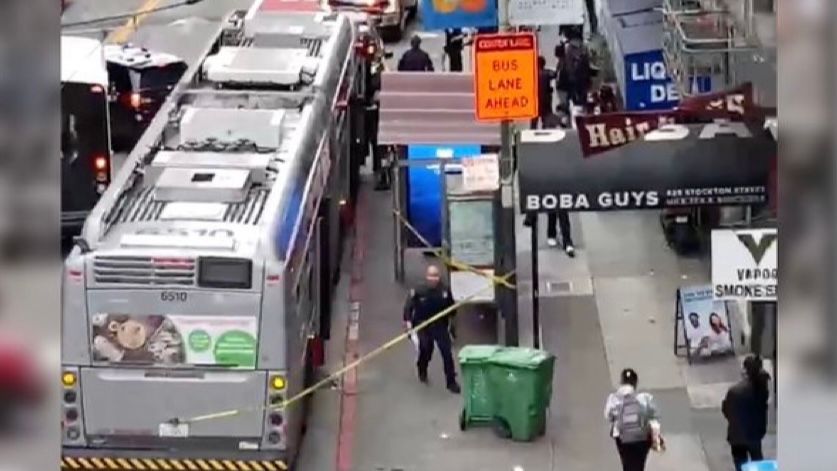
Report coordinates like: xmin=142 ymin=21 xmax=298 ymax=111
xmin=661 ymin=0 xmax=758 ymax=97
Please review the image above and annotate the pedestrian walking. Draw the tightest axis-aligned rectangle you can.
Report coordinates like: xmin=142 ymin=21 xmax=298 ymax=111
xmin=531 ymin=56 xmax=556 ymax=129
xmin=604 ymin=368 xmax=663 ymax=471
xmin=562 ymin=35 xmax=593 ymax=107
xmin=553 ymin=39 xmax=576 ymax=118
xmin=545 ymin=210 xmax=575 ymax=257
xmin=402 ymin=265 xmax=461 ymax=394
xmin=398 ymin=35 xmax=434 ymax=72
xmin=443 ymin=28 xmax=467 ymax=72
xmin=722 ymin=355 xmax=771 ymax=471
xmin=363 ymin=62 xmax=389 ymax=191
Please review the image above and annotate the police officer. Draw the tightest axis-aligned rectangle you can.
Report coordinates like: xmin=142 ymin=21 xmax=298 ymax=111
xmin=443 ymin=28 xmax=466 ymax=72
xmin=403 ymin=265 xmax=461 ymax=393
xmin=397 ymin=35 xmax=434 ymax=72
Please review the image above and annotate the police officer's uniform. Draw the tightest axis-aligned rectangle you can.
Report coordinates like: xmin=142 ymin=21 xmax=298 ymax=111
xmin=403 ymin=284 xmax=460 ymax=393
xmin=397 ymin=48 xmax=434 ymax=72
xmin=444 ymin=29 xmax=465 ymax=72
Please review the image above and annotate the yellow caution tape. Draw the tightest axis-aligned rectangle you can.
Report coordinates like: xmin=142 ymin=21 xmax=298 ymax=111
xmin=76 ymin=203 xmax=517 ymax=436
xmin=180 ymin=270 xmax=513 ymax=425
xmin=392 ymin=209 xmax=516 ymax=290
xmin=60 ymin=457 xmax=286 ymax=471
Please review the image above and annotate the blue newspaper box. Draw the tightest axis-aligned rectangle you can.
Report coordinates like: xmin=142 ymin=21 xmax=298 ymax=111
xmin=406 ymin=144 xmax=482 ymax=247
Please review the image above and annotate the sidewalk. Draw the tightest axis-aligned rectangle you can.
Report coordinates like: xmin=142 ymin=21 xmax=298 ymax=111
xmin=341 ymin=175 xmax=775 ymax=471
xmin=518 ymin=209 xmax=776 ymax=471
xmin=347 ymin=22 xmax=776 ymax=471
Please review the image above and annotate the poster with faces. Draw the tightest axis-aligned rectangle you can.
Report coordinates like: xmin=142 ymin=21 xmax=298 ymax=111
xmin=680 ymin=285 xmax=733 ymax=356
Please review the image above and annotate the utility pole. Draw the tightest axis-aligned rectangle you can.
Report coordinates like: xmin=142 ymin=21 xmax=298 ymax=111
xmin=495 ymin=0 xmax=519 ymax=347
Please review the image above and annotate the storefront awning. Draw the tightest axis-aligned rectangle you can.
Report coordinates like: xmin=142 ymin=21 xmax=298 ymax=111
xmin=517 ymin=123 xmax=777 ymax=212
xmin=377 ymin=72 xmax=505 ymax=146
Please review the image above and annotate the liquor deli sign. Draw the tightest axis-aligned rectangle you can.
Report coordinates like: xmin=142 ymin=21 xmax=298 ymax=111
xmin=711 ymin=229 xmax=777 ymax=301
xmin=473 ymin=32 xmax=538 ymax=121
xmin=517 ymin=123 xmax=775 ymax=212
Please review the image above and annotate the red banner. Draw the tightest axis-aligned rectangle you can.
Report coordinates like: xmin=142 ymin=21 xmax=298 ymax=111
xmin=575 ymin=83 xmax=776 ymax=157
xmin=677 ymin=82 xmax=755 ymax=120
xmin=574 ymin=111 xmax=680 ymax=157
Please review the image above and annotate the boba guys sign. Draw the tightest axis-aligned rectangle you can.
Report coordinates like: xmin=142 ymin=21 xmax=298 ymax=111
xmin=90 ymin=314 xmax=259 ymax=368
xmin=421 ymin=0 xmax=497 ymax=30
xmin=516 ymin=122 xmax=776 ymax=211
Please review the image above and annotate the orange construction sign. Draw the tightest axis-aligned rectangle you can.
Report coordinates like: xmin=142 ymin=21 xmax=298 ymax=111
xmin=473 ymin=32 xmax=538 ymax=122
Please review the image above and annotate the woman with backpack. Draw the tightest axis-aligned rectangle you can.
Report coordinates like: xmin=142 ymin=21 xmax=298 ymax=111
xmin=604 ymin=368 xmax=663 ymax=471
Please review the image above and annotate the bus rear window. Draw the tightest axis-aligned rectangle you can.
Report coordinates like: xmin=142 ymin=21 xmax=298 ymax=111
xmin=198 ymin=257 xmax=252 ymax=289
xmin=134 ymin=63 xmax=187 ymax=90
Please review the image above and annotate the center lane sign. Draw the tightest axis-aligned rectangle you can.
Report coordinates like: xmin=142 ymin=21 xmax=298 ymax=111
xmin=473 ymin=32 xmax=538 ymax=122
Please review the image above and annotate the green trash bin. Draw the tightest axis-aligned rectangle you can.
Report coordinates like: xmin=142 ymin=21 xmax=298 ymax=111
xmin=487 ymin=347 xmax=555 ymax=442
xmin=457 ymin=345 xmax=503 ymax=431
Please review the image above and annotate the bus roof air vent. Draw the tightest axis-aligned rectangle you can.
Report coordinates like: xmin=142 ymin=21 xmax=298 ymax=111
xmin=203 ymin=46 xmax=308 ymax=87
xmin=179 ymin=107 xmax=286 ymax=149
xmin=149 ymin=151 xmax=272 ymax=184
xmin=159 ymin=202 xmax=228 ymax=221
xmin=154 ymin=168 xmax=252 ymax=203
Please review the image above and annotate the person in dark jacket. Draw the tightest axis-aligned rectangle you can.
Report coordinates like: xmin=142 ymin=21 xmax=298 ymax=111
xmin=398 ymin=35 xmax=434 ymax=72
xmin=443 ymin=28 xmax=466 ymax=72
xmin=722 ymin=355 xmax=771 ymax=471
xmin=562 ymin=37 xmax=593 ymax=107
xmin=531 ymin=56 xmax=555 ymax=129
xmin=364 ymin=64 xmax=388 ymax=191
xmin=403 ymin=265 xmax=460 ymax=393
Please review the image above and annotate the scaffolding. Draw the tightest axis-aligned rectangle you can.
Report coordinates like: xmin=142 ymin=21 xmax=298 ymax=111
xmin=661 ymin=0 xmax=759 ymax=98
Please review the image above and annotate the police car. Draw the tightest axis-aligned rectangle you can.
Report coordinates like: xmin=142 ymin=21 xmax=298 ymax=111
xmin=104 ymin=44 xmax=187 ymax=151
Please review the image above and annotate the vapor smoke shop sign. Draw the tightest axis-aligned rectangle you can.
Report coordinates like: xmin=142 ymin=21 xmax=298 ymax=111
xmin=711 ymin=229 xmax=777 ymax=301
xmin=474 ymin=32 xmax=538 ymax=121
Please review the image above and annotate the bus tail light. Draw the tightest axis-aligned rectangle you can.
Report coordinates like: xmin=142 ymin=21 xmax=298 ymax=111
xmin=263 ymin=371 xmax=287 ymax=450
xmin=61 ymin=367 xmax=86 ymax=446
xmin=129 ymin=92 xmax=142 ymax=109
xmin=269 ymin=375 xmax=286 ymax=391
xmin=94 ymin=155 xmax=109 ymax=184
xmin=61 ymin=371 xmax=77 ymax=388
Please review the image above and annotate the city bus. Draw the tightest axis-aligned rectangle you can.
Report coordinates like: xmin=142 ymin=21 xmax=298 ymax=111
xmin=61 ymin=36 xmax=112 ymax=237
xmin=61 ymin=11 xmax=365 ymax=469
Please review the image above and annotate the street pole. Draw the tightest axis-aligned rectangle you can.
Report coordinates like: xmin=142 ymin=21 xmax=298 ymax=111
xmin=495 ymin=0 xmax=519 ymax=347
xmin=530 ymin=215 xmax=540 ymax=349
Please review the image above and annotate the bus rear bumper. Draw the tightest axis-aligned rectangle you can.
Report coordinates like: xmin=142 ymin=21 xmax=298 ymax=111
xmin=61 ymin=447 xmax=288 ymax=470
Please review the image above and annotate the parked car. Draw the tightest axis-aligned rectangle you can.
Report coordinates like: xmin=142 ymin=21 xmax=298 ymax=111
xmin=104 ymin=44 xmax=187 ymax=151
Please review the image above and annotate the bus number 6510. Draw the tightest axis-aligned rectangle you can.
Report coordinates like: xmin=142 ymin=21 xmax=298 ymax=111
xmin=161 ymin=291 xmax=188 ymax=302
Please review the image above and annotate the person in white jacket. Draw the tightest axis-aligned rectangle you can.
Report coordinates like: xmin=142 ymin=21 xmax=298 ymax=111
xmin=604 ymin=368 xmax=663 ymax=471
